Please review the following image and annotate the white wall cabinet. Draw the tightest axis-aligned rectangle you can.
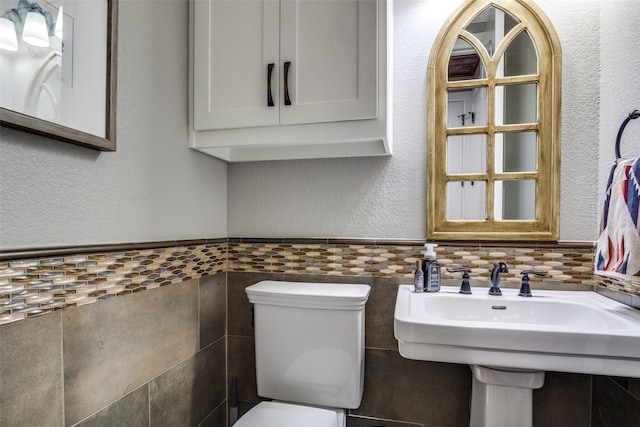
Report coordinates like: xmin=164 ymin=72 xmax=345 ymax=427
xmin=190 ymin=0 xmax=392 ymax=162
xmin=192 ymin=0 xmax=279 ymax=130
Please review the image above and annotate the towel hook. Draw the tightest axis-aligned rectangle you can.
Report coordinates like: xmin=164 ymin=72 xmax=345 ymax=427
xmin=615 ymin=109 xmax=640 ymax=159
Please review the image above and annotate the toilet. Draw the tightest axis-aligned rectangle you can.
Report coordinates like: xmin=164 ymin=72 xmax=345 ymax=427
xmin=236 ymin=280 xmax=371 ymax=427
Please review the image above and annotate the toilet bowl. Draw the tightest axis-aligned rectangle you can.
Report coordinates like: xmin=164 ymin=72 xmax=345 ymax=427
xmin=233 ymin=401 xmax=345 ymax=427
xmin=237 ymin=281 xmax=370 ymax=427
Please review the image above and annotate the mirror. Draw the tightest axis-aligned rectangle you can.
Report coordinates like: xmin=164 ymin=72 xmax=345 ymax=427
xmin=427 ymin=0 xmax=561 ymax=240
xmin=0 ymin=0 xmax=117 ymax=151
xmin=465 ymin=5 xmax=517 ymax=58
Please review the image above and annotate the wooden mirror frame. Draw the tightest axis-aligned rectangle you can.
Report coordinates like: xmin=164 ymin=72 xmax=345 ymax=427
xmin=0 ymin=0 xmax=118 ymax=151
xmin=427 ymin=0 xmax=561 ymax=241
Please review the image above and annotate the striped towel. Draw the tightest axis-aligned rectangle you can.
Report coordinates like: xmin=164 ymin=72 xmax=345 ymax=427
xmin=595 ymin=157 xmax=640 ymax=277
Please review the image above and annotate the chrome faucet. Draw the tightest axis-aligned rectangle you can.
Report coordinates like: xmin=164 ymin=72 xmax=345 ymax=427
xmin=489 ymin=262 xmax=509 ymax=296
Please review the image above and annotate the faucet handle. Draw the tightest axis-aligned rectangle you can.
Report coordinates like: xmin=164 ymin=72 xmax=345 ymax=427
xmin=447 ymin=268 xmax=472 ymax=294
xmin=519 ymin=270 xmax=548 ymax=297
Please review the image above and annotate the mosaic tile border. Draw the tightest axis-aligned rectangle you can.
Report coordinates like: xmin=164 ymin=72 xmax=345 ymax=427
xmin=595 ymin=274 xmax=640 ymax=308
xmin=228 ymin=241 xmax=597 ymax=286
xmin=0 ymin=243 xmax=227 ymax=325
xmin=3 ymin=237 xmax=639 ymax=326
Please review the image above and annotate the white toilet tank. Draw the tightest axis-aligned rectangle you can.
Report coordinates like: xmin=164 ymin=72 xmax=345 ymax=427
xmin=246 ymin=281 xmax=370 ymax=409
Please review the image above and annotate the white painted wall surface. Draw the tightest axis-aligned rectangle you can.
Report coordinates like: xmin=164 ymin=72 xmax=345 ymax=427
xmin=598 ymin=1 xmax=640 ymax=216
xmin=0 ymin=0 xmax=227 ymax=250
xmin=2 ymin=0 xmax=634 ymax=248
xmin=229 ymin=0 xmax=606 ymax=241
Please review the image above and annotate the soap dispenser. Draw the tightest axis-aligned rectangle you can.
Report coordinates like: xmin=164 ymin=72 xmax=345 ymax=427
xmin=413 ymin=260 xmax=424 ymax=293
xmin=422 ymin=244 xmax=441 ymax=292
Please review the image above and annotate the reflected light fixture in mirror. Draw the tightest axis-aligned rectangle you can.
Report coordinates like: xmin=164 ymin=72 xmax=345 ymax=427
xmin=0 ymin=0 xmax=65 ymax=52
xmin=22 ymin=10 xmax=48 ymax=47
xmin=0 ymin=17 xmax=18 ymax=50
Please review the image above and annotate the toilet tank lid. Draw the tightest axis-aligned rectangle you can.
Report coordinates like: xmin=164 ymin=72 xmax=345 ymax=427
xmin=246 ymin=281 xmax=370 ymax=310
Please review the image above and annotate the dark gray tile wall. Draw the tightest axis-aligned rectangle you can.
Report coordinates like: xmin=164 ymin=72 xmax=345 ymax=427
xmin=353 ymin=349 xmax=471 ymax=427
xmin=631 ymin=378 xmax=640 ymax=400
xmin=3 ymin=267 xmax=638 ymax=427
xmin=347 ymin=416 xmax=425 ymax=427
xmin=592 ymin=376 xmax=640 ymax=427
xmin=227 ymin=272 xmax=277 ymax=407
xmin=0 ymin=312 xmax=64 ymax=427
xmin=200 ymin=274 xmax=227 ymax=348
xmin=150 ymin=338 xmax=226 ymax=427
xmin=74 ymin=385 xmax=150 ymax=427
xmin=228 ymin=335 xmax=259 ymax=405
xmin=63 ymin=280 xmax=200 ymax=424
xmin=200 ymin=402 xmax=228 ymax=427
xmin=0 ymin=274 xmax=227 ymax=427
xmin=532 ymin=372 xmax=592 ymax=427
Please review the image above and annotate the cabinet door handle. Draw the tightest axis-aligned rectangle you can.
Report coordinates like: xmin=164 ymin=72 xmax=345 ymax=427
xmin=267 ymin=63 xmax=275 ymax=107
xmin=283 ymin=61 xmax=292 ymax=106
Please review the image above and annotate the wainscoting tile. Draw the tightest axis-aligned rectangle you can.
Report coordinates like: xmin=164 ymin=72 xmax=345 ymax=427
xmin=236 ymin=401 xmax=259 ymax=421
xmin=199 ymin=401 xmax=227 ymax=427
xmin=609 ymin=376 xmax=630 ymax=390
xmin=367 ymin=277 xmax=407 ymax=350
xmin=0 ymin=312 xmax=63 ymax=427
xmin=150 ymin=338 xmax=226 ymax=427
xmin=227 ymin=272 xmax=282 ymax=337
xmin=353 ymin=348 xmax=471 ymax=427
xmin=63 ymin=280 xmax=199 ymax=425
xmin=73 ymin=385 xmax=149 ymax=427
xmin=630 ymin=378 xmax=640 ymax=400
xmin=347 ymin=415 xmax=425 ymax=427
xmin=227 ymin=335 xmax=260 ymax=404
xmin=532 ymin=371 xmax=591 ymax=427
xmin=200 ymin=273 xmax=226 ymax=349
xmin=592 ymin=376 xmax=640 ymax=427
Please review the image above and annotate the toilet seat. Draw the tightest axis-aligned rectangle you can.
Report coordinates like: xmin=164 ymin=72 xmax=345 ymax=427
xmin=233 ymin=401 xmax=344 ymax=427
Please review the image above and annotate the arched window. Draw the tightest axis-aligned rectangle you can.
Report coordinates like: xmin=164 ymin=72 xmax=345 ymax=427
xmin=427 ymin=0 xmax=561 ymax=241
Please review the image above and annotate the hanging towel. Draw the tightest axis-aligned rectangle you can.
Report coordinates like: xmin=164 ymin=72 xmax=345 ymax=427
xmin=595 ymin=157 xmax=640 ymax=278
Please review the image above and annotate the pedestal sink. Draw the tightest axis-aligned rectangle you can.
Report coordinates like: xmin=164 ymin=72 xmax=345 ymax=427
xmin=394 ymin=285 xmax=640 ymax=427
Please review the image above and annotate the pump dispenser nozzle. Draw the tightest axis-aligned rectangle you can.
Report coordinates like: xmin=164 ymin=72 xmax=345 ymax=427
xmin=424 ymin=243 xmax=438 ymax=259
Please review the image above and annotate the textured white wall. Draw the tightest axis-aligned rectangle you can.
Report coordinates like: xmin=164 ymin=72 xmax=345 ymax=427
xmin=228 ymin=0 xmax=605 ymax=241
xmin=598 ymin=1 xmax=640 ymax=212
xmin=2 ymin=0 xmax=633 ymax=248
xmin=0 ymin=0 xmax=227 ymax=250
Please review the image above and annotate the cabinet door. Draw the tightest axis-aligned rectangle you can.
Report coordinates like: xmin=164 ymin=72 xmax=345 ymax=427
xmin=279 ymin=0 xmax=378 ymax=125
xmin=193 ymin=0 xmax=280 ymax=130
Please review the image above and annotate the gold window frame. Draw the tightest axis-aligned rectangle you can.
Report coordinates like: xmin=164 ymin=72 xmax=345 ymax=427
xmin=427 ymin=0 xmax=561 ymax=241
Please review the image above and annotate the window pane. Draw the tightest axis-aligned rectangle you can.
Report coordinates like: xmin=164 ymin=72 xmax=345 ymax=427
xmin=495 ymin=180 xmax=536 ymax=220
xmin=447 ymin=181 xmax=487 ymax=220
xmin=449 ymin=38 xmax=486 ymax=81
xmin=500 ymin=30 xmax=537 ymax=76
xmin=448 ymin=87 xmax=488 ymax=127
xmin=496 ymin=132 xmax=537 ymax=173
xmin=447 ymin=134 xmax=486 ymax=174
xmin=495 ymin=83 xmax=537 ymax=125
xmin=465 ymin=6 xmax=518 ymax=58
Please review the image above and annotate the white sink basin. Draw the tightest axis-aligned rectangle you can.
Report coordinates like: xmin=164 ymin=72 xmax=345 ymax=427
xmin=394 ymin=285 xmax=640 ymax=377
